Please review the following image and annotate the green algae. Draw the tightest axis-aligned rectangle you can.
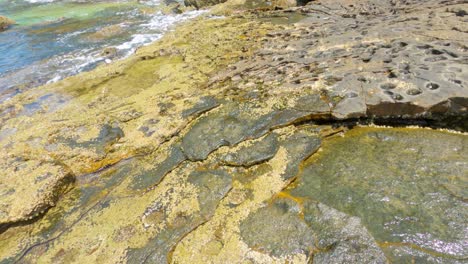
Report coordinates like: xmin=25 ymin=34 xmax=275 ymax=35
xmin=291 ymin=127 xmax=468 ymax=261
xmin=240 ymin=197 xmax=316 ymax=257
xmin=0 ymin=13 xmax=278 ymax=263
xmin=0 ymin=15 xmax=274 ymax=176
xmin=1 ymin=1 xmax=467 ymax=263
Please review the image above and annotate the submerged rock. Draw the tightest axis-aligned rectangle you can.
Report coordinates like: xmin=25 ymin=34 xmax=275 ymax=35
xmin=240 ymin=197 xmax=387 ymax=263
xmin=87 ymin=24 xmax=124 ymax=42
xmin=304 ymin=202 xmax=387 ymax=263
xmin=240 ymin=197 xmax=316 ymax=258
xmin=291 ymin=127 xmax=468 ymax=262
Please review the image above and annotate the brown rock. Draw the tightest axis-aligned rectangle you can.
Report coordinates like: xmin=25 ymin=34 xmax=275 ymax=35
xmin=0 ymin=16 xmax=15 ymax=32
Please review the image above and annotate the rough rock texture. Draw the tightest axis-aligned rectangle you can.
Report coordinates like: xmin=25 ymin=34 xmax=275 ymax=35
xmin=184 ymin=0 xmax=227 ymax=9
xmin=0 ymin=154 xmax=74 ymax=229
xmin=211 ymin=0 xmax=468 ymax=128
xmin=0 ymin=0 xmax=467 ymax=263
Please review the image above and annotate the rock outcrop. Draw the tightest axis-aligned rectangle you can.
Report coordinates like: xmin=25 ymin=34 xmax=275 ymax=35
xmin=87 ymin=24 xmax=124 ymax=42
xmin=0 ymin=154 xmax=74 ymax=231
xmin=184 ymin=0 xmax=227 ymax=9
xmin=0 ymin=0 xmax=466 ymax=263
xmin=210 ymin=0 xmax=467 ymax=128
xmin=0 ymin=16 xmax=14 ymax=32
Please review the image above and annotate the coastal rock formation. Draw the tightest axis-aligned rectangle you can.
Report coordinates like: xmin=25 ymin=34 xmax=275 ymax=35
xmin=0 ymin=154 xmax=74 ymax=230
xmin=0 ymin=0 xmax=466 ymax=263
xmin=184 ymin=0 xmax=227 ymax=9
xmin=0 ymin=16 xmax=14 ymax=32
xmin=210 ymin=0 xmax=467 ymax=128
xmin=292 ymin=127 xmax=468 ymax=263
xmin=87 ymin=24 xmax=124 ymax=42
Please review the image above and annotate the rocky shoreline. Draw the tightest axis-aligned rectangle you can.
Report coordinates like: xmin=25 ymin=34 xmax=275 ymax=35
xmin=0 ymin=0 xmax=467 ymax=263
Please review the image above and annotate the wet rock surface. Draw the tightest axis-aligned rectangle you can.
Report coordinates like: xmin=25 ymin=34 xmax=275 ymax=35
xmin=291 ymin=127 xmax=468 ymax=263
xmin=240 ymin=198 xmax=316 ymax=258
xmin=0 ymin=0 xmax=467 ymax=263
xmin=219 ymin=132 xmax=279 ymax=167
xmin=304 ymin=202 xmax=387 ymax=263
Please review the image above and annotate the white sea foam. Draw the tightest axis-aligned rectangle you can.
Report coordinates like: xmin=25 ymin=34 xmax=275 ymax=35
xmin=2 ymin=3 xmax=207 ymax=90
xmin=116 ymin=10 xmax=206 ymax=53
xmin=44 ymin=9 xmax=207 ymax=84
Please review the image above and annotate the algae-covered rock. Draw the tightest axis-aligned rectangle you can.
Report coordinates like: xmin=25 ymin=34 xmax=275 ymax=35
xmin=240 ymin=198 xmax=316 ymax=258
xmin=126 ymin=169 xmax=232 ymax=263
xmin=0 ymin=14 xmax=275 ymax=261
xmin=0 ymin=16 xmax=14 ymax=32
xmin=129 ymin=144 xmax=186 ymax=190
xmin=219 ymin=132 xmax=279 ymax=167
xmin=87 ymin=24 xmax=124 ymax=42
xmin=303 ymin=201 xmax=387 ymax=263
xmin=0 ymin=155 xmax=74 ymax=229
xmin=184 ymin=0 xmax=226 ymax=9
xmin=291 ymin=127 xmax=468 ymax=262
xmin=181 ymin=96 xmax=219 ymax=118
xmin=181 ymin=101 xmax=325 ymax=161
xmin=0 ymin=0 xmax=467 ymax=263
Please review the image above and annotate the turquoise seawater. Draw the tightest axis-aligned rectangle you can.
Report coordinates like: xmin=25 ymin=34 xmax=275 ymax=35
xmin=0 ymin=0 xmax=204 ymax=100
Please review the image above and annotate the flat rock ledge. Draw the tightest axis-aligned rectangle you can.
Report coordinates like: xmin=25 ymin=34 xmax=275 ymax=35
xmin=0 ymin=0 xmax=467 ymax=263
xmin=0 ymin=154 xmax=74 ymax=230
xmin=210 ymin=0 xmax=467 ymax=129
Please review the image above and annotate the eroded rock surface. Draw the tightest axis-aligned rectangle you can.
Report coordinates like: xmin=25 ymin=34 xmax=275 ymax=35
xmin=0 ymin=0 xmax=467 ymax=263
xmin=211 ymin=0 xmax=468 ymax=128
xmin=0 ymin=155 xmax=74 ymax=230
